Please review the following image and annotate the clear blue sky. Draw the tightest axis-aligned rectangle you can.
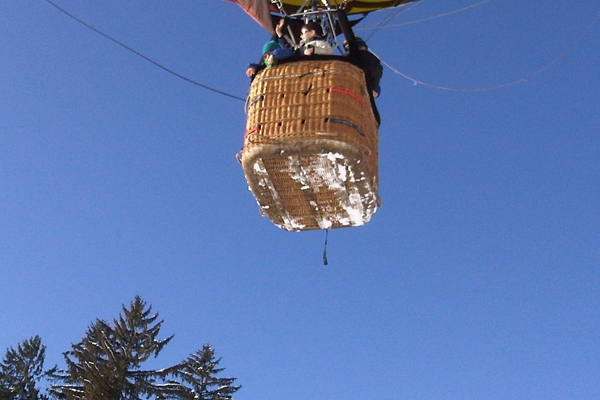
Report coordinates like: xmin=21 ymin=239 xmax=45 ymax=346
xmin=1 ymin=1 xmax=599 ymax=399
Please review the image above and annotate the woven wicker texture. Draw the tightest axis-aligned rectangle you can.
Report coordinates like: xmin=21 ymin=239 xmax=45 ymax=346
xmin=242 ymin=59 xmax=379 ymax=231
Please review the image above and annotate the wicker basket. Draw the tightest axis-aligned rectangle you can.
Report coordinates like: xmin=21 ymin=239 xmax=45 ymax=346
xmin=241 ymin=59 xmax=379 ymax=231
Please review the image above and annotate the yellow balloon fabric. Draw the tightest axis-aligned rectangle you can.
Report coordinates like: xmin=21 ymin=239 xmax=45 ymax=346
xmin=275 ymin=0 xmax=417 ymax=15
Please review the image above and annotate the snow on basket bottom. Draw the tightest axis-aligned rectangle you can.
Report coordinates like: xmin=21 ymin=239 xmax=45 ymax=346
xmin=242 ymin=139 xmax=378 ymax=231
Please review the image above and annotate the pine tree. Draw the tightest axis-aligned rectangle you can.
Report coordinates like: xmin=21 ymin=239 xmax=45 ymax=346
xmin=0 ymin=335 xmax=49 ymax=400
xmin=177 ymin=345 xmax=240 ymax=400
xmin=49 ymin=296 xmax=184 ymax=399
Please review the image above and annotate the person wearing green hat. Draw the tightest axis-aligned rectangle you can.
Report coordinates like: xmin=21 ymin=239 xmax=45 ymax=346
xmin=245 ymin=39 xmax=282 ymax=80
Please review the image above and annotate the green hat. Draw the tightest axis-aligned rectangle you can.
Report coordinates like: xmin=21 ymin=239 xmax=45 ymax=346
xmin=262 ymin=40 xmax=281 ymax=55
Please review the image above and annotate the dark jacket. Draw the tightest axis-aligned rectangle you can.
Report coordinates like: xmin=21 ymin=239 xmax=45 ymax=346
xmin=356 ymin=50 xmax=383 ymax=94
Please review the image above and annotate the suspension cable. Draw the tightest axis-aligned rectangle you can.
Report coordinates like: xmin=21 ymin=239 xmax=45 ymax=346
xmin=361 ymin=0 xmax=493 ymax=30
xmin=43 ymin=0 xmax=246 ymax=102
xmin=370 ymin=10 xmax=600 ymax=92
xmin=362 ymin=1 xmax=421 ymax=42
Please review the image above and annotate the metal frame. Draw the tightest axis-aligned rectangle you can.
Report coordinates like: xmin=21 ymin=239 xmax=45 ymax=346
xmin=270 ymin=1 xmax=351 ymax=52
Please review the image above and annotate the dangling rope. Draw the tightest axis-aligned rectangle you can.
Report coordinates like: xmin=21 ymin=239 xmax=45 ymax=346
xmin=43 ymin=0 xmax=246 ymax=102
xmin=322 ymin=229 xmax=329 ymax=265
xmin=371 ymin=10 xmax=600 ymax=92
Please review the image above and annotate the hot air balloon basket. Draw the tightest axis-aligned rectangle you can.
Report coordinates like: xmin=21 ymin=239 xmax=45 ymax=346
xmin=241 ymin=59 xmax=380 ymax=231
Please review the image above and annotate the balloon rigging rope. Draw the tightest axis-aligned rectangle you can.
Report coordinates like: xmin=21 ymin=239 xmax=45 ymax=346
xmin=361 ymin=0 xmax=494 ymax=31
xmin=371 ymin=10 xmax=600 ymax=92
xmin=361 ymin=1 xmax=421 ymax=42
xmin=43 ymin=0 xmax=247 ymax=102
xmin=43 ymin=0 xmax=599 ymax=95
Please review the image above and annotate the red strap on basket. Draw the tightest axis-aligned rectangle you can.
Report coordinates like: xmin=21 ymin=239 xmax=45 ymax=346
xmin=244 ymin=125 xmax=260 ymax=140
xmin=329 ymin=87 xmax=365 ymax=106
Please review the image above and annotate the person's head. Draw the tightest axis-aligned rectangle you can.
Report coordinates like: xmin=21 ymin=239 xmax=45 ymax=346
xmin=343 ymin=37 xmax=368 ymax=52
xmin=300 ymin=21 xmax=322 ymax=40
xmin=261 ymin=40 xmax=281 ymax=67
